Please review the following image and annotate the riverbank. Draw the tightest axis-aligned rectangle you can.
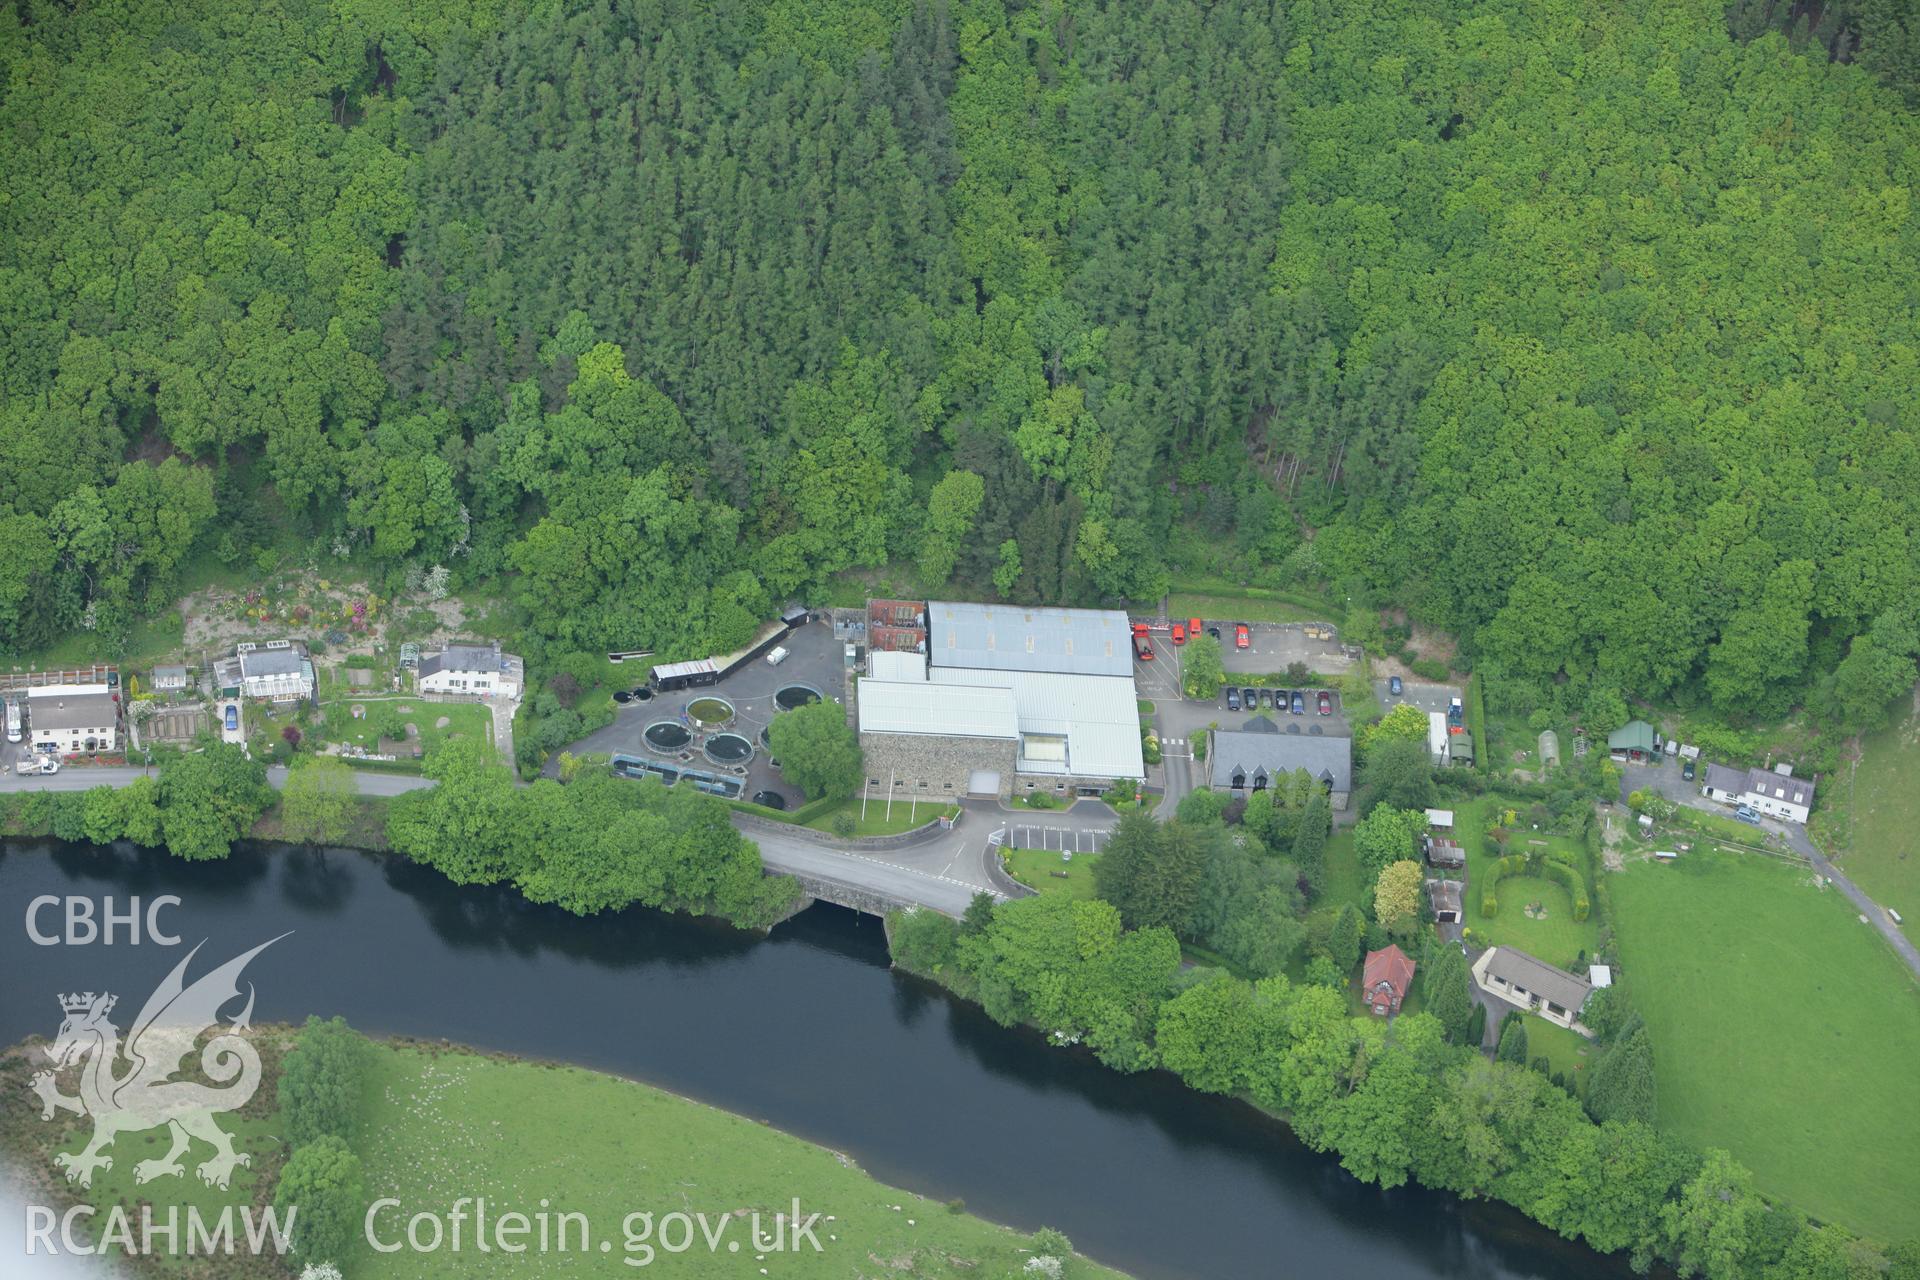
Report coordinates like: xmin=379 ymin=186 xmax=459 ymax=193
xmin=2 ymin=1029 xmax=1123 ymax=1279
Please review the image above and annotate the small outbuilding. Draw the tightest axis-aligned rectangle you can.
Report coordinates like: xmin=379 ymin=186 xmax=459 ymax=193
xmin=1607 ymin=720 xmax=1657 ymax=763
xmin=1361 ymin=945 xmax=1417 ymax=1016
xmin=151 ymin=665 xmax=191 ymax=694
xmin=1537 ymin=729 xmax=1560 ymax=768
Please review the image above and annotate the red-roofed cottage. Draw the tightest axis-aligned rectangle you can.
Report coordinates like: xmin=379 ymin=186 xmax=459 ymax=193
xmin=1362 ymin=945 xmax=1416 ymax=1016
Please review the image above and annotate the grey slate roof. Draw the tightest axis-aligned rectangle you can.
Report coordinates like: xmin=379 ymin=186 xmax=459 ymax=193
xmin=31 ymin=691 xmax=118 ymax=731
xmin=152 ymin=665 xmax=189 ymax=683
xmin=1743 ymin=767 xmax=1812 ymax=808
xmin=1484 ymin=947 xmax=1591 ymax=1013
xmin=1703 ymin=762 xmax=1747 ymax=795
xmin=239 ymin=647 xmax=307 ymax=677
xmin=927 ymin=601 xmax=1132 ymax=677
xmin=419 ymin=644 xmax=521 ymax=679
xmin=1209 ymin=728 xmax=1352 ymax=794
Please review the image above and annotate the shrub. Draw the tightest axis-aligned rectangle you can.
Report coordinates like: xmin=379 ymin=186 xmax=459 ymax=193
xmin=1410 ymin=657 xmax=1450 ymax=681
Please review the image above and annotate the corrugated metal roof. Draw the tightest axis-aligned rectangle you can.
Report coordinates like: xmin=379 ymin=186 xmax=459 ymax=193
xmin=928 ymin=667 xmax=1145 ymax=779
xmin=927 ymin=601 xmax=1132 ymax=677
xmin=868 ymin=650 xmax=927 ymax=683
xmin=651 ymin=658 xmax=718 ymax=681
xmin=858 ymin=680 xmax=1018 ymax=740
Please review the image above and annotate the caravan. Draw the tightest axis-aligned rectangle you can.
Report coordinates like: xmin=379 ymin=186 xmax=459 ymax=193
xmin=4 ymin=697 xmax=19 ymax=744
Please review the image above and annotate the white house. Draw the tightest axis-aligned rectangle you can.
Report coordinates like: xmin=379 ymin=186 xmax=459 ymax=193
xmin=1739 ymin=764 xmax=1814 ymax=824
xmin=1701 ymin=761 xmax=1815 ymax=824
xmin=417 ymin=642 xmax=523 ymax=700
xmin=27 ymin=685 xmax=118 ymax=755
xmin=215 ymin=641 xmax=315 ymax=702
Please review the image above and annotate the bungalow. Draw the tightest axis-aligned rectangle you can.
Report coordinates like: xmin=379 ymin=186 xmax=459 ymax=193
xmin=151 ymin=665 xmax=191 ymax=694
xmin=1361 ymin=945 xmax=1416 ymax=1016
xmin=214 ymin=641 xmax=315 ymax=703
xmin=417 ymin=642 xmax=524 ymax=701
xmin=27 ymin=685 xmax=119 ymax=755
xmin=1472 ymin=946 xmax=1594 ymax=1034
xmin=1607 ymin=719 xmax=1658 ymax=763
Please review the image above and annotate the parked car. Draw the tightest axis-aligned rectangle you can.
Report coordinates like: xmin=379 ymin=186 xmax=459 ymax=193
xmin=1242 ymin=688 xmax=1258 ymax=710
xmin=16 ymin=755 xmax=58 ymax=776
xmin=765 ymin=645 xmax=790 ymax=666
xmin=1259 ymin=689 xmax=1273 ymax=709
xmin=1225 ymin=688 xmax=1240 ymax=711
xmin=1234 ymin=623 xmax=1250 ymax=649
xmin=1290 ymin=690 xmax=1306 ymax=715
xmin=1682 ymin=757 xmax=1696 ymax=781
xmin=1389 ymin=675 xmax=1403 ymax=696
xmin=1318 ymin=691 xmax=1332 ymax=716
xmin=1448 ymin=696 xmax=1463 ymax=724
xmin=1735 ymin=805 xmax=1761 ymax=825
xmin=1134 ymin=634 xmax=1154 ymax=661
xmin=223 ymin=705 xmax=239 ymax=732
xmin=1207 ymin=626 xmax=1220 ymax=640
xmin=1188 ymin=617 xmax=1204 ymax=641
xmin=1171 ymin=623 xmax=1186 ymax=645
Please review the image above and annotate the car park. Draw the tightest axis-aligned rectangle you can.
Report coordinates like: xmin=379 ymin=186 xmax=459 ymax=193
xmin=1682 ymin=757 xmax=1696 ymax=781
xmin=1318 ymin=691 xmax=1332 ymax=716
xmin=1188 ymin=617 xmax=1203 ymax=641
xmin=1225 ymin=688 xmax=1240 ymax=711
xmin=1134 ymin=633 xmax=1155 ymax=661
xmin=1234 ymin=623 xmax=1250 ymax=649
xmin=1207 ymin=626 xmax=1220 ymax=640
xmin=1171 ymin=623 xmax=1186 ymax=645
xmin=1389 ymin=675 xmax=1403 ymax=696
xmin=1242 ymin=688 xmax=1258 ymax=709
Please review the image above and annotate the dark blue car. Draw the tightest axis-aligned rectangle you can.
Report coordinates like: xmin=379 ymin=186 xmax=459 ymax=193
xmin=1290 ymin=690 xmax=1306 ymax=715
xmin=223 ymin=705 xmax=238 ymax=732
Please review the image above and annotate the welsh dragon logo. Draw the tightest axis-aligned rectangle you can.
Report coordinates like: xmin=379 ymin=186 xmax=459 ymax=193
xmin=29 ymin=936 xmax=286 ymax=1191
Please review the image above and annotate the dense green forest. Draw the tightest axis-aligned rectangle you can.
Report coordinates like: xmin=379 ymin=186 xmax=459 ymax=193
xmin=5 ymin=0 xmax=1920 ymax=724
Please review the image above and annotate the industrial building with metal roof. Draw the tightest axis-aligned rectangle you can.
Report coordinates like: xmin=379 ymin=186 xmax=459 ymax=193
xmin=926 ymin=601 xmax=1133 ymax=677
xmin=857 ymin=681 xmax=1018 ymax=741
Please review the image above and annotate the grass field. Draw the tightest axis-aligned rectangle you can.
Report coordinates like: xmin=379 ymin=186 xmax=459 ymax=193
xmin=1456 ymin=797 xmax=1598 ymax=971
xmin=1003 ymin=847 xmax=1101 ymax=899
xmin=1168 ymin=591 xmax=1328 ymax=626
xmin=803 ymin=798 xmax=958 ymax=837
xmin=1610 ymin=851 xmax=1920 ymax=1239
xmin=1521 ymin=1015 xmax=1595 ymax=1088
xmin=1827 ymin=707 xmax=1920 ymax=938
xmin=351 ymin=1044 xmax=1123 ymax=1278
xmin=1319 ymin=831 xmax=1366 ymax=913
xmin=315 ymin=694 xmax=492 ymax=756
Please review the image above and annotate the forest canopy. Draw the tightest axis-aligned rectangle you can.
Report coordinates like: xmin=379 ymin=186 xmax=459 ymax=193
xmin=4 ymin=0 xmax=1919 ymax=722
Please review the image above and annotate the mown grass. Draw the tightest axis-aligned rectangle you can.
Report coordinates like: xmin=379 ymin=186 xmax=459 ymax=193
xmin=1168 ymin=592 xmax=1328 ymax=627
xmin=803 ymin=798 xmax=958 ymax=837
xmin=351 ymin=1044 xmax=1125 ymax=1278
xmin=314 ymin=694 xmax=492 ymax=756
xmin=1003 ymin=847 xmax=1101 ymax=899
xmin=1521 ymin=1015 xmax=1595 ymax=1088
xmin=1610 ymin=851 xmax=1920 ymax=1240
xmin=1456 ymin=797 xmax=1598 ymax=971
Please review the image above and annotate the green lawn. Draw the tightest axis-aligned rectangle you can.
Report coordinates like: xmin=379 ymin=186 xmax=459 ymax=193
xmin=1003 ymin=847 xmax=1101 ymax=899
xmin=1521 ymin=1015 xmax=1595 ymax=1088
xmin=315 ymin=694 xmax=492 ymax=756
xmin=1610 ymin=851 xmax=1920 ymax=1239
xmin=351 ymin=1044 xmax=1123 ymax=1278
xmin=804 ymin=797 xmax=958 ymax=837
xmin=1319 ymin=831 xmax=1367 ymax=913
xmin=1456 ymin=797 xmax=1598 ymax=970
xmin=1828 ymin=708 xmax=1920 ymax=938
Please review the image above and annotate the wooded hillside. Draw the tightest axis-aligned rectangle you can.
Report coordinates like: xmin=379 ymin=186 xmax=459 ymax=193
xmin=4 ymin=0 xmax=1918 ymax=723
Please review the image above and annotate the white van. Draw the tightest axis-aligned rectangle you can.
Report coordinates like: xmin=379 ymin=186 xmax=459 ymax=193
xmin=765 ymin=646 xmax=790 ymax=666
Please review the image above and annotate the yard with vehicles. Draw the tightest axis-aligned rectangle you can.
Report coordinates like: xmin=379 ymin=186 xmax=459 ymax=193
xmin=1454 ymin=797 xmax=1598 ymax=972
xmin=1610 ymin=850 xmax=1920 ymax=1241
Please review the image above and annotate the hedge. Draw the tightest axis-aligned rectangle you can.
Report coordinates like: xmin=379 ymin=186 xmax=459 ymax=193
xmin=1540 ymin=857 xmax=1592 ymax=922
xmin=1465 ymin=671 xmax=1488 ymax=773
xmin=1479 ymin=852 xmax=1530 ymax=916
xmin=1481 ymin=850 xmax=1590 ymax=922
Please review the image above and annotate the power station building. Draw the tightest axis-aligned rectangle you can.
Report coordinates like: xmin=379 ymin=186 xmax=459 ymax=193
xmin=855 ymin=601 xmax=1146 ymax=800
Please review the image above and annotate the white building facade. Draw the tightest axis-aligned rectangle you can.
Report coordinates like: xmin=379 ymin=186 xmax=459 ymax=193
xmin=27 ymin=685 xmax=119 ymax=755
xmin=417 ymin=643 xmax=523 ymax=700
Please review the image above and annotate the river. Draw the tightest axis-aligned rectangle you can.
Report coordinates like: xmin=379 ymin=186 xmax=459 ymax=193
xmin=0 ymin=840 xmax=1631 ymax=1280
